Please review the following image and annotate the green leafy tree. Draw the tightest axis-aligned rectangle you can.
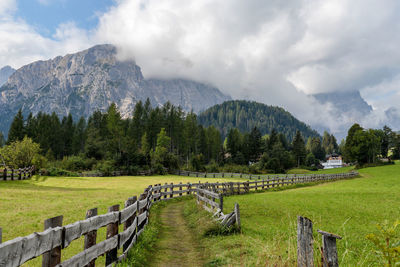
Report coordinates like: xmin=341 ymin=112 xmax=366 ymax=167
xmin=151 ymin=128 xmax=178 ymax=173
xmin=0 ymin=137 xmax=41 ymax=168
xmin=344 ymin=123 xmax=364 ymax=162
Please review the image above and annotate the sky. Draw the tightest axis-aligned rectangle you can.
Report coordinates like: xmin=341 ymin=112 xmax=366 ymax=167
xmin=1 ymin=0 xmax=400 ymax=138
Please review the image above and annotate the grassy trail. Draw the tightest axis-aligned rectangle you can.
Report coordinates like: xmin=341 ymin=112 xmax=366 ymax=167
xmin=151 ymin=201 xmax=204 ymax=267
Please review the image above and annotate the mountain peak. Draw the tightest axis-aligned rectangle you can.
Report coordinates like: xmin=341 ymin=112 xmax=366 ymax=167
xmin=0 ymin=65 xmax=16 ymax=86
xmin=0 ymin=44 xmax=230 ymax=136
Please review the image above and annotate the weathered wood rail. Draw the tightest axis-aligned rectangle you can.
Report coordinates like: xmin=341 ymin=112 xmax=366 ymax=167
xmin=0 ymin=166 xmax=35 ymax=181
xmin=0 ymin=171 xmax=358 ymax=267
xmin=177 ymin=170 xmax=357 ymax=181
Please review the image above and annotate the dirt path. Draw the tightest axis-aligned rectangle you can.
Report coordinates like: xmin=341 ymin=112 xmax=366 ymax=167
xmin=151 ymin=201 xmax=204 ymax=267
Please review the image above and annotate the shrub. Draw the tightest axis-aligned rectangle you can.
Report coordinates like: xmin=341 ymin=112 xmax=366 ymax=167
xmin=94 ymin=160 xmax=116 ymax=176
xmin=205 ymin=160 xmax=219 ymax=173
xmin=0 ymin=137 xmax=41 ymax=168
xmin=366 ymin=220 xmax=400 ymax=266
xmin=45 ymin=167 xmax=79 ymax=177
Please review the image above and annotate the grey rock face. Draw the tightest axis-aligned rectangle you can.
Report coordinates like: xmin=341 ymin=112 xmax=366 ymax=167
xmin=0 ymin=44 xmax=230 ymax=135
xmin=312 ymin=90 xmax=373 ymax=140
xmin=0 ymin=66 xmax=15 ymax=86
xmin=313 ymin=90 xmax=372 ymax=115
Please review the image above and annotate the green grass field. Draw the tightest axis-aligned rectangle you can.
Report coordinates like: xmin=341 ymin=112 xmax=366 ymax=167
xmin=1 ymin=164 xmax=393 ymax=266
xmin=0 ymin=175 xmax=242 ymax=266
xmin=178 ymin=164 xmax=399 ymax=266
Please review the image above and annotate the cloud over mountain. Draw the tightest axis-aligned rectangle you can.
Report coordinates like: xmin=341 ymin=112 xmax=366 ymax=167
xmin=1 ymin=0 xmax=400 ymax=137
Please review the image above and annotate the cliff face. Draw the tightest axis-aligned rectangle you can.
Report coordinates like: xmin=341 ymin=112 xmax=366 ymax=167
xmin=0 ymin=44 xmax=230 ymax=135
xmin=0 ymin=66 xmax=15 ymax=86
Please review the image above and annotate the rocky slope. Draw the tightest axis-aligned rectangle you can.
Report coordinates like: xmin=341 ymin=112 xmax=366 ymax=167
xmin=0 ymin=44 xmax=230 ymax=135
xmin=0 ymin=66 xmax=15 ymax=86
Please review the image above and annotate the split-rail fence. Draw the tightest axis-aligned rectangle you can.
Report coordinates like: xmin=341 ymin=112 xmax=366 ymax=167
xmin=0 ymin=170 xmax=358 ymax=267
xmin=0 ymin=167 xmax=35 ymax=181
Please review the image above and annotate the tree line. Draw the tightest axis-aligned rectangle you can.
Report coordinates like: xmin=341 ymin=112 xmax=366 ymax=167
xmin=1 ymin=100 xmax=396 ymax=174
xmin=0 ymin=100 xmax=337 ymax=174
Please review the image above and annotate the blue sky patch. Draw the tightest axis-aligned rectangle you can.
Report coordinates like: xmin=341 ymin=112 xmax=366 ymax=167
xmin=16 ymin=0 xmax=115 ymax=37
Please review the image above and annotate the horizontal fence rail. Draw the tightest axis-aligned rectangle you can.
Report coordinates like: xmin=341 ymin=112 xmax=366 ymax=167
xmin=177 ymin=170 xmax=357 ymax=181
xmin=0 ymin=166 xmax=35 ymax=181
xmin=0 ymin=170 xmax=358 ymax=267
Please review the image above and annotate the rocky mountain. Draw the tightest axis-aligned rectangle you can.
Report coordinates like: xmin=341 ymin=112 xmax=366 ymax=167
xmin=312 ymin=90 xmax=373 ymax=139
xmin=0 ymin=44 xmax=230 ymax=136
xmin=0 ymin=66 xmax=15 ymax=86
xmin=313 ymin=90 xmax=372 ymax=115
xmin=198 ymin=100 xmax=321 ymax=141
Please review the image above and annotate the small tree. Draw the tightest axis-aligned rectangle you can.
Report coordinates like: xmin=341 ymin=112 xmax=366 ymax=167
xmin=292 ymin=130 xmax=306 ymax=167
xmin=0 ymin=136 xmax=41 ymax=168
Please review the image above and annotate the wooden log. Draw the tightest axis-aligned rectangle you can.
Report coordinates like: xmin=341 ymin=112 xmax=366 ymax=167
xmin=0 ymin=227 xmax=64 ymax=267
xmin=317 ymin=230 xmax=342 ymax=267
xmin=123 ymin=196 xmax=137 ymax=252
xmin=234 ymin=203 xmax=241 ymax=230
xmin=56 ymin=236 xmax=118 ymax=267
xmin=63 ymin=211 xmax=119 ymax=248
xmin=105 ymin=205 xmax=119 ymax=266
xmin=297 ymin=216 xmax=313 ymax=267
xmin=42 ymin=215 xmax=63 ymax=267
xmin=84 ymin=208 xmax=97 ymax=267
xmin=119 ymin=217 xmax=138 ymax=249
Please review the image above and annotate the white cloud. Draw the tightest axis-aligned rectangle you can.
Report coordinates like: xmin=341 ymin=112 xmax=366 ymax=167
xmin=1 ymin=0 xmax=400 ymax=136
xmin=0 ymin=0 xmax=16 ymax=15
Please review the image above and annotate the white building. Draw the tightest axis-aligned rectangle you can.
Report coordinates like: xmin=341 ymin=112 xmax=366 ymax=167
xmin=322 ymin=155 xmax=343 ymax=169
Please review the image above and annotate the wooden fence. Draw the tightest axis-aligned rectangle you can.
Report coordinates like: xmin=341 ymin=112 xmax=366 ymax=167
xmin=177 ymin=170 xmax=356 ymax=181
xmin=0 ymin=171 xmax=358 ymax=267
xmin=0 ymin=166 xmax=35 ymax=181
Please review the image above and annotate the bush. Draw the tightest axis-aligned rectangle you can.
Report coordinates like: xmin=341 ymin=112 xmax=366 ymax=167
xmin=94 ymin=160 xmax=116 ymax=176
xmin=205 ymin=160 xmax=219 ymax=173
xmin=0 ymin=137 xmax=41 ymax=168
xmin=219 ymin=164 xmax=250 ymax=174
xmin=45 ymin=167 xmax=79 ymax=177
xmin=60 ymin=155 xmax=96 ymax=171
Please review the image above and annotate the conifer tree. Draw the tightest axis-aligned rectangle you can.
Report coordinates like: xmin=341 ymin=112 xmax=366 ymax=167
xmin=292 ymin=130 xmax=306 ymax=167
xmin=8 ymin=109 xmax=25 ymax=144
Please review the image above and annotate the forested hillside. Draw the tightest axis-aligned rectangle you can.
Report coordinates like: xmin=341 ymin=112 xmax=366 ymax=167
xmin=198 ymin=100 xmax=320 ymax=141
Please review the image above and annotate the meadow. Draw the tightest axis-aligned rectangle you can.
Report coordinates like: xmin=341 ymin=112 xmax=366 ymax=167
xmin=0 ymin=175 xmax=242 ymax=266
xmin=177 ymin=164 xmax=399 ymax=266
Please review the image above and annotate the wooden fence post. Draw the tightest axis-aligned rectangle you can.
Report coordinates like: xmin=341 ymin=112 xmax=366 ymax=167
xmin=164 ymin=183 xmax=168 ymax=199
xmin=234 ymin=203 xmax=241 ymax=230
xmin=179 ymin=182 xmax=183 ymax=196
xmin=84 ymin=208 xmax=98 ymax=267
xmin=42 ymin=215 xmax=63 ymax=267
xmin=170 ymin=183 xmax=173 ymax=199
xmin=11 ymin=169 xmax=14 ymax=180
xmin=124 ymin=196 xmax=137 ymax=252
xmin=187 ymin=183 xmax=191 ymax=195
xmin=3 ymin=168 xmax=6 ymax=181
xmin=297 ymin=216 xmax=314 ymax=267
xmin=106 ymin=204 xmax=120 ymax=266
xmin=219 ymin=194 xmax=223 ymax=212
xmin=0 ymin=227 xmax=2 ymax=244
xmin=317 ymin=230 xmax=342 ymax=267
